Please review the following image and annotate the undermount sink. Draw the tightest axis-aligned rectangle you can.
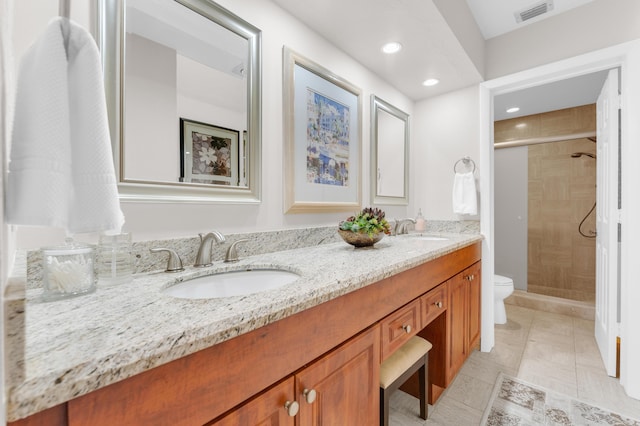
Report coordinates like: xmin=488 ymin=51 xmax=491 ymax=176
xmin=162 ymin=269 xmax=300 ymax=299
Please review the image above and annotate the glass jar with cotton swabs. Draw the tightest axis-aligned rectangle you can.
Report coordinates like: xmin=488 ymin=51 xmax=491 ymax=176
xmin=41 ymin=238 xmax=96 ymax=301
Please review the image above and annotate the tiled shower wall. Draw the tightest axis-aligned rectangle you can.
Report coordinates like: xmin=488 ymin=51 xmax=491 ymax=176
xmin=495 ymin=104 xmax=597 ymax=302
xmin=528 ymin=139 xmax=596 ymax=302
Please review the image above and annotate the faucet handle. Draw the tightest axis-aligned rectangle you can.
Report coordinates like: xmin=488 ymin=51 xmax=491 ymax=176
xmin=149 ymin=248 xmax=184 ymax=272
xmin=224 ymin=239 xmax=249 ymax=263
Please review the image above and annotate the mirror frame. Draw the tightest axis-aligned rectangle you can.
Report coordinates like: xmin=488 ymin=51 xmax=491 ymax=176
xmin=98 ymin=0 xmax=262 ymax=203
xmin=370 ymin=95 xmax=409 ymax=205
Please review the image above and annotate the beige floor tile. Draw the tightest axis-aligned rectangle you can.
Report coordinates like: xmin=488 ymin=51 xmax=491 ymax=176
xmin=573 ymin=317 xmax=595 ymax=336
xmin=494 ymin=320 xmax=531 ymax=345
xmin=517 ymin=356 xmax=578 ymax=397
xmin=459 ymin=351 xmax=518 ymax=385
xmin=389 ymin=391 xmax=429 ymax=425
xmin=576 ymin=364 xmax=640 ymax=420
xmin=473 ymin=339 xmax=525 ymax=370
xmin=427 ymin=392 xmax=484 ymax=426
xmin=523 ymin=336 xmax=576 ymax=368
xmin=444 ymin=372 xmax=494 ymax=411
xmin=529 ymin=312 xmax=575 ymax=338
xmin=390 ymin=304 xmax=640 ymax=425
xmin=574 ymin=333 xmax=605 ymax=370
xmin=527 ymin=326 xmax=576 ymax=349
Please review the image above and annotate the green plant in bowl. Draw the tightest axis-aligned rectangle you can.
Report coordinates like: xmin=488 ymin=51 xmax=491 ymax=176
xmin=338 ymin=207 xmax=391 ymax=247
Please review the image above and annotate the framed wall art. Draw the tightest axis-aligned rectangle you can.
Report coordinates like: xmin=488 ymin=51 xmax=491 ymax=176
xmin=283 ymin=47 xmax=362 ymax=213
xmin=180 ymin=118 xmax=239 ymax=186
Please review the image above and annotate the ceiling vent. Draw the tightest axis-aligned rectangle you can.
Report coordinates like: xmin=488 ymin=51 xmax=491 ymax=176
xmin=514 ymin=0 xmax=554 ymax=23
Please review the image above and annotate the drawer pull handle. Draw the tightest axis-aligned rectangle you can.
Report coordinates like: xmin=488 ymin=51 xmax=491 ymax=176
xmin=303 ymin=388 xmax=317 ymax=403
xmin=434 ymin=301 xmax=443 ymax=308
xmin=284 ymin=400 xmax=299 ymax=416
xmin=402 ymin=324 xmax=412 ymax=333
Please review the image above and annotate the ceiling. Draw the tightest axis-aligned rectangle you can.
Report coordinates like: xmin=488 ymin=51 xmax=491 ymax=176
xmin=271 ymin=0 xmax=484 ymax=101
xmin=494 ymin=70 xmax=609 ymax=121
xmin=272 ymin=0 xmax=604 ymax=118
xmin=465 ymin=0 xmax=596 ymax=39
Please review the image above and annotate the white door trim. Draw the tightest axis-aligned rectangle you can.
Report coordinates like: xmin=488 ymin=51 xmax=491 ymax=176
xmin=479 ymin=39 xmax=640 ymax=399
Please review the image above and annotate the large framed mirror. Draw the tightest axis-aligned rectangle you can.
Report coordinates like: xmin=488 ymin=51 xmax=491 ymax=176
xmin=370 ymin=96 xmax=409 ymax=205
xmin=99 ymin=0 xmax=261 ymax=203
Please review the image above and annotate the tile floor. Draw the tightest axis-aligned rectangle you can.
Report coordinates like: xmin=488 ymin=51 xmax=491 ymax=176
xmin=389 ymin=304 xmax=640 ymax=425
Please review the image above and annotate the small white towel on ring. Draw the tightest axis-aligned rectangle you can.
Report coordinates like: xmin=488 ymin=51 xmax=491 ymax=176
xmin=452 ymin=172 xmax=477 ymax=215
xmin=7 ymin=17 xmax=124 ymax=233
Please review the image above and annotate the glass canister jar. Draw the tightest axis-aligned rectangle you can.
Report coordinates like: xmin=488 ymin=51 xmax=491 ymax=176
xmin=97 ymin=232 xmax=133 ymax=287
xmin=42 ymin=240 xmax=96 ymax=300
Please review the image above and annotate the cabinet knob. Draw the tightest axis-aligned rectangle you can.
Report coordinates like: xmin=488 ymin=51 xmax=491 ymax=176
xmin=402 ymin=324 xmax=412 ymax=333
xmin=303 ymin=388 xmax=317 ymax=403
xmin=284 ymin=400 xmax=299 ymax=417
xmin=434 ymin=301 xmax=443 ymax=308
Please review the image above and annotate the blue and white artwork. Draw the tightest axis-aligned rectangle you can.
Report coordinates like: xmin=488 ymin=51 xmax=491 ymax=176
xmin=305 ymin=89 xmax=350 ymax=186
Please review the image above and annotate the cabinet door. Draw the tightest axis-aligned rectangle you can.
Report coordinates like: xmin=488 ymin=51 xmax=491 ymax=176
xmin=467 ymin=262 xmax=481 ymax=351
xmin=296 ymin=326 xmax=379 ymax=426
xmin=447 ymin=273 xmax=467 ymax=384
xmin=211 ymin=378 xmax=296 ymax=426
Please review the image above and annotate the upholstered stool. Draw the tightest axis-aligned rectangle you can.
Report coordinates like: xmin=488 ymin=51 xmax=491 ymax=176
xmin=379 ymin=336 xmax=432 ymax=426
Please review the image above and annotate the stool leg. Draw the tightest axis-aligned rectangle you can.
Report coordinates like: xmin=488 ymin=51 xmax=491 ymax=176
xmin=419 ymin=353 xmax=429 ymax=420
xmin=380 ymin=387 xmax=390 ymax=426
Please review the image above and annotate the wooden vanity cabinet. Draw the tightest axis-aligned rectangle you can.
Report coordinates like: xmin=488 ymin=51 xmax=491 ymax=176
xmin=210 ymin=378 xmax=297 ymax=426
xmin=447 ymin=261 xmax=482 ymax=384
xmin=9 ymin=242 xmax=481 ymax=426
xmin=212 ymin=326 xmax=379 ymax=426
xmin=380 ymin=299 xmax=421 ymax=361
xmin=295 ymin=326 xmax=379 ymax=426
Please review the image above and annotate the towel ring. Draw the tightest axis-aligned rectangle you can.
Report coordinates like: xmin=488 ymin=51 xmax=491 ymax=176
xmin=453 ymin=157 xmax=476 ymax=174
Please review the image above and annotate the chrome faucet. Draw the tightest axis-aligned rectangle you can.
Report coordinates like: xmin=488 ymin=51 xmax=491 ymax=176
xmin=149 ymin=248 xmax=184 ymax=272
xmin=224 ymin=239 xmax=249 ymax=263
xmin=194 ymin=231 xmax=226 ymax=267
xmin=394 ymin=218 xmax=416 ymax=235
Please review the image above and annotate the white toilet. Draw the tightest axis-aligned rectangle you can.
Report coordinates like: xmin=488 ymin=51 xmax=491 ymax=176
xmin=494 ymin=275 xmax=514 ymax=324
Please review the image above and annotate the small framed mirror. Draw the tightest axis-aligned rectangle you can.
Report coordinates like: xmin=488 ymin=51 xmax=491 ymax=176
xmin=370 ymin=96 xmax=409 ymax=205
xmin=99 ymin=0 xmax=261 ymax=203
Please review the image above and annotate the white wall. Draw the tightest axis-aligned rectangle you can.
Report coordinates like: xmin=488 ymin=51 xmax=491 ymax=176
xmin=412 ymin=85 xmax=480 ymax=221
xmin=12 ymin=0 xmax=414 ymax=248
xmin=432 ymin=0 xmax=485 ymax=77
xmin=486 ymin=0 xmax=640 ymax=79
xmin=0 ymin=0 xmax=12 ymax=421
xmin=124 ymin=34 xmax=178 ymax=182
xmin=494 ymin=146 xmax=528 ymax=290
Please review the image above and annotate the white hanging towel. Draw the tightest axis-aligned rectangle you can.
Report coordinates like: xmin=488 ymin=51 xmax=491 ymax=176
xmin=452 ymin=172 xmax=477 ymax=215
xmin=7 ymin=17 xmax=124 ymax=234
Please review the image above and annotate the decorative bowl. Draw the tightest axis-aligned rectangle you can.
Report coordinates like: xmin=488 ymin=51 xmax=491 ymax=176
xmin=338 ymin=229 xmax=384 ymax=248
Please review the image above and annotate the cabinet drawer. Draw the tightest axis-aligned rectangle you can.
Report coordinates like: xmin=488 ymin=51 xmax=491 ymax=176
xmin=421 ymin=284 xmax=447 ymax=327
xmin=380 ymin=299 xmax=420 ymax=361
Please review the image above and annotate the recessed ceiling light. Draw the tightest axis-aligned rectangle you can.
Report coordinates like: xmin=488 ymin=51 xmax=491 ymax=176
xmin=422 ymin=78 xmax=439 ymax=87
xmin=506 ymin=107 xmax=520 ymax=113
xmin=381 ymin=42 xmax=402 ymax=54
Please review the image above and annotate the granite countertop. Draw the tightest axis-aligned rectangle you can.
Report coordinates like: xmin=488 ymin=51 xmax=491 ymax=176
xmin=6 ymin=232 xmax=482 ymax=421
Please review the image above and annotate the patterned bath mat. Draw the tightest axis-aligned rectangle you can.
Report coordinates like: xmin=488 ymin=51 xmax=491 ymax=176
xmin=481 ymin=373 xmax=640 ymax=425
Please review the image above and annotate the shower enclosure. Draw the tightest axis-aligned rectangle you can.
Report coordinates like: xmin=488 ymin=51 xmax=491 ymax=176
xmin=494 ymin=104 xmax=597 ymax=303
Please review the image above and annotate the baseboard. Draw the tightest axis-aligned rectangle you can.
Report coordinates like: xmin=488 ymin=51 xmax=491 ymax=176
xmin=505 ymin=290 xmax=595 ymax=320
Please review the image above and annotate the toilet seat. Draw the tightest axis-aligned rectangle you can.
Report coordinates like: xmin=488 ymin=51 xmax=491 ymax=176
xmin=494 ymin=275 xmax=513 ymax=286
